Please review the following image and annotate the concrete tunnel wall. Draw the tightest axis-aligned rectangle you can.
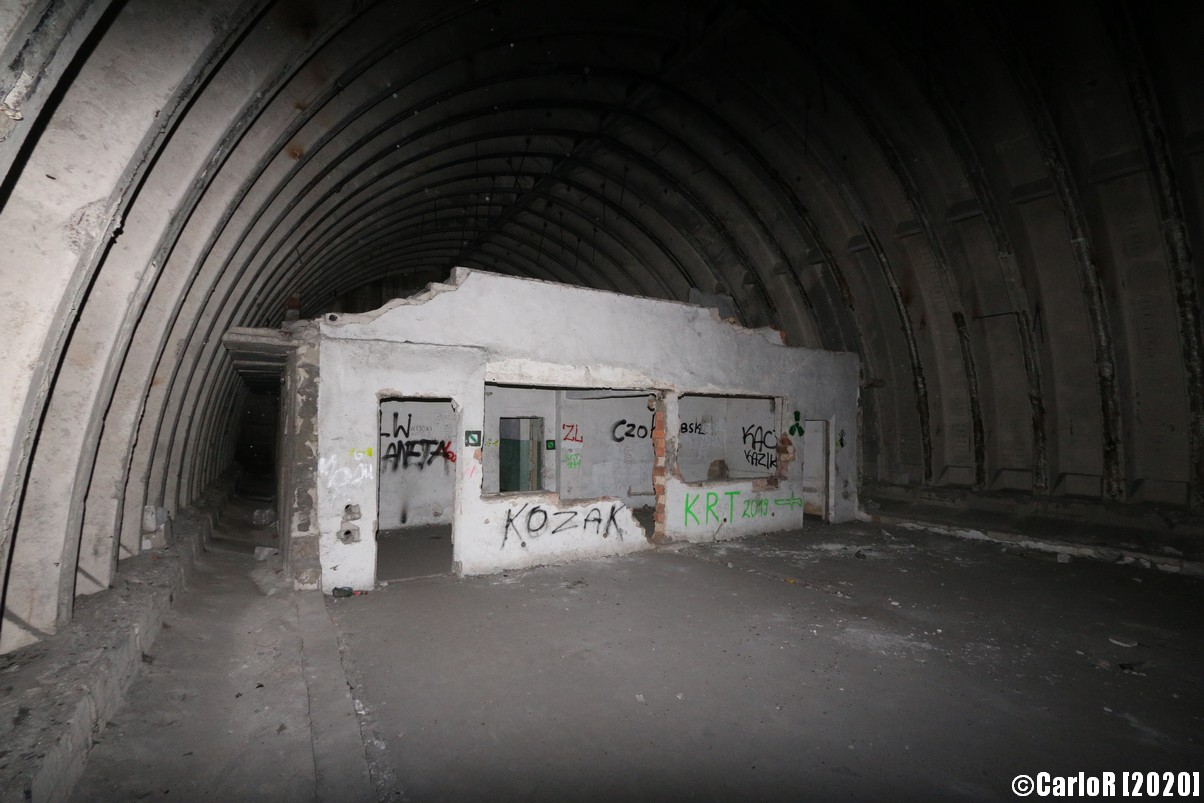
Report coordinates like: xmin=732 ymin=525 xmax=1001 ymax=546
xmin=1 ymin=0 xmax=1202 ymax=652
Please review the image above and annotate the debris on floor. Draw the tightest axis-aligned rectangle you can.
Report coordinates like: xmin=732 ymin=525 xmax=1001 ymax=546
xmin=252 ymin=508 xmax=277 ymax=527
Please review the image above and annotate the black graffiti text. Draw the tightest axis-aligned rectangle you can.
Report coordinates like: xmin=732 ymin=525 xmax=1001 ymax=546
xmin=502 ymin=503 xmax=624 ymax=547
xmin=612 ymin=413 xmax=655 ymax=442
xmin=744 ymin=449 xmax=777 ymax=469
xmin=742 ymin=424 xmax=777 ymax=469
xmin=381 ymin=412 xmax=412 ymax=439
xmin=382 ymin=438 xmax=456 ymax=470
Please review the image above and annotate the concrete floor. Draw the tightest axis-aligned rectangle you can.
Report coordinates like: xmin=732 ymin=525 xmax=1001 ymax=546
xmin=71 ymin=522 xmax=1203 ymax=802
xmin=377 ymin=526 xmax=455 ymax=582
xmin=68 ymin=547 xmax=372 ymax=803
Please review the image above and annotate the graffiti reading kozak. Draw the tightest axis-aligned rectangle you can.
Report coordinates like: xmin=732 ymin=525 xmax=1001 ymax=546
xmin=502 ymin=502 xmax=625 ymax=548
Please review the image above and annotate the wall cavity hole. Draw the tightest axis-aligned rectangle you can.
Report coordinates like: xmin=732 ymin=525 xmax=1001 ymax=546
xmin=327 ymin=314 xmax=338 ymax=322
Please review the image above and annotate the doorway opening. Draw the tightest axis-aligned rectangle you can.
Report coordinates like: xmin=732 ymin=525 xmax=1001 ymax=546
xmin=376 ymin=398 xmax=457 ymax=580
xmin=208 ymin=387 xmax=281 ymax=556
xmin=499 ymin=416 xmax=544 ymax=492
xmin=801 ymin=418 xmax=832 ymax=522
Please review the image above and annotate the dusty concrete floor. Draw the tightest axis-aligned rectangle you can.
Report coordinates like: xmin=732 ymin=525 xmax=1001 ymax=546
xmin=377 ymin=526 xmax=454 ymax=582
xmin=71 ymin=522 xmax=1203 ymax=802
xmin=68 ymin=547 xmax=372 ymax=803
xmin=69 ymin=549 xmax=314 ymax=801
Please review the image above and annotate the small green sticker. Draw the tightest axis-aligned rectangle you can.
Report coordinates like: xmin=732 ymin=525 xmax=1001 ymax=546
xmin=465 ymin=430 xmax=482 ymax=447
xmin=546 ymin=440 xmax=556 ymax=450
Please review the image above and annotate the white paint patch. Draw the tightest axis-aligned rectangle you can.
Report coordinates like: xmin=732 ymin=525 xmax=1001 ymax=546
xmin=460 ymin=495 xmax=650 ymax=574
xmin=318 ymin=450 xmax=375 ymax=491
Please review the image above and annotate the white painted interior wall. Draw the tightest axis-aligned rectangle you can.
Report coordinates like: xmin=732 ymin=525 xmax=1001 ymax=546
xmin=316 ymin=340 xmax=483 ymax=592
xmin=482 ymin=388 xmax=656 ymax=507
xmin=377 ymin=399 xmax=457 ymax=528
xmin=557 ymin=393 xmax=656 ymax=507
xmin=312 ymin=269 xmax=860 ymax=585
xmin=662 ymin=392 xmax=799 ymax=542
xmin=677 ymin=395 xmax=779 ymax=483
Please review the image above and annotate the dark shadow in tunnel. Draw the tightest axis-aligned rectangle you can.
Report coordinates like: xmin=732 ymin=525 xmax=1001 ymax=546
xmin=208 ymin=389 xmax=281 ymax=556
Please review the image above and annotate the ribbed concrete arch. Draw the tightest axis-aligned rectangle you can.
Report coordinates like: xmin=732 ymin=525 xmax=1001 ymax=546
xmin=1 ymin=0 xmax=1201 ymax=652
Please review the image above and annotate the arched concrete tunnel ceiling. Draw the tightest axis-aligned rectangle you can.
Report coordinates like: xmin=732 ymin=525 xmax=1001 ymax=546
xmin=1 ymin=0 xmax=1202 ymax=650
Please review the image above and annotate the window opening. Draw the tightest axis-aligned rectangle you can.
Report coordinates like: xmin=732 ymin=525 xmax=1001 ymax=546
xmin=677 ymin=394 xmax=779 ymax=483
xmin=498 ymin=416 xmax=544 ymax=492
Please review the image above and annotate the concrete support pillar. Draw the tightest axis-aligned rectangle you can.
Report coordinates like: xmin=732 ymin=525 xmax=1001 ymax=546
xmin=651 ymin=392 xmax=674 ymax=544
xmin=288 ymin=332 xmax=321 ymax=590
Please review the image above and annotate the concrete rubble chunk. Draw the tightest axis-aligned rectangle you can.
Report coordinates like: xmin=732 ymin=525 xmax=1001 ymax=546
xmin=254 ymin=546 xmax=280 ymax=561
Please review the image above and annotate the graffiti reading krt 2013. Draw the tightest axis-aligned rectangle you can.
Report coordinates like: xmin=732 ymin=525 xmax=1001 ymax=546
xmin=684 ymin=491 xmax=741 ymax=525
xmin=502 ymin=502 xmax=625 ymax=548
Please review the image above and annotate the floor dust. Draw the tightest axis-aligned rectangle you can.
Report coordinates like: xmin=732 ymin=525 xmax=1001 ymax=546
xmin=69 ymin=520 xmax=1204 ymax=802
